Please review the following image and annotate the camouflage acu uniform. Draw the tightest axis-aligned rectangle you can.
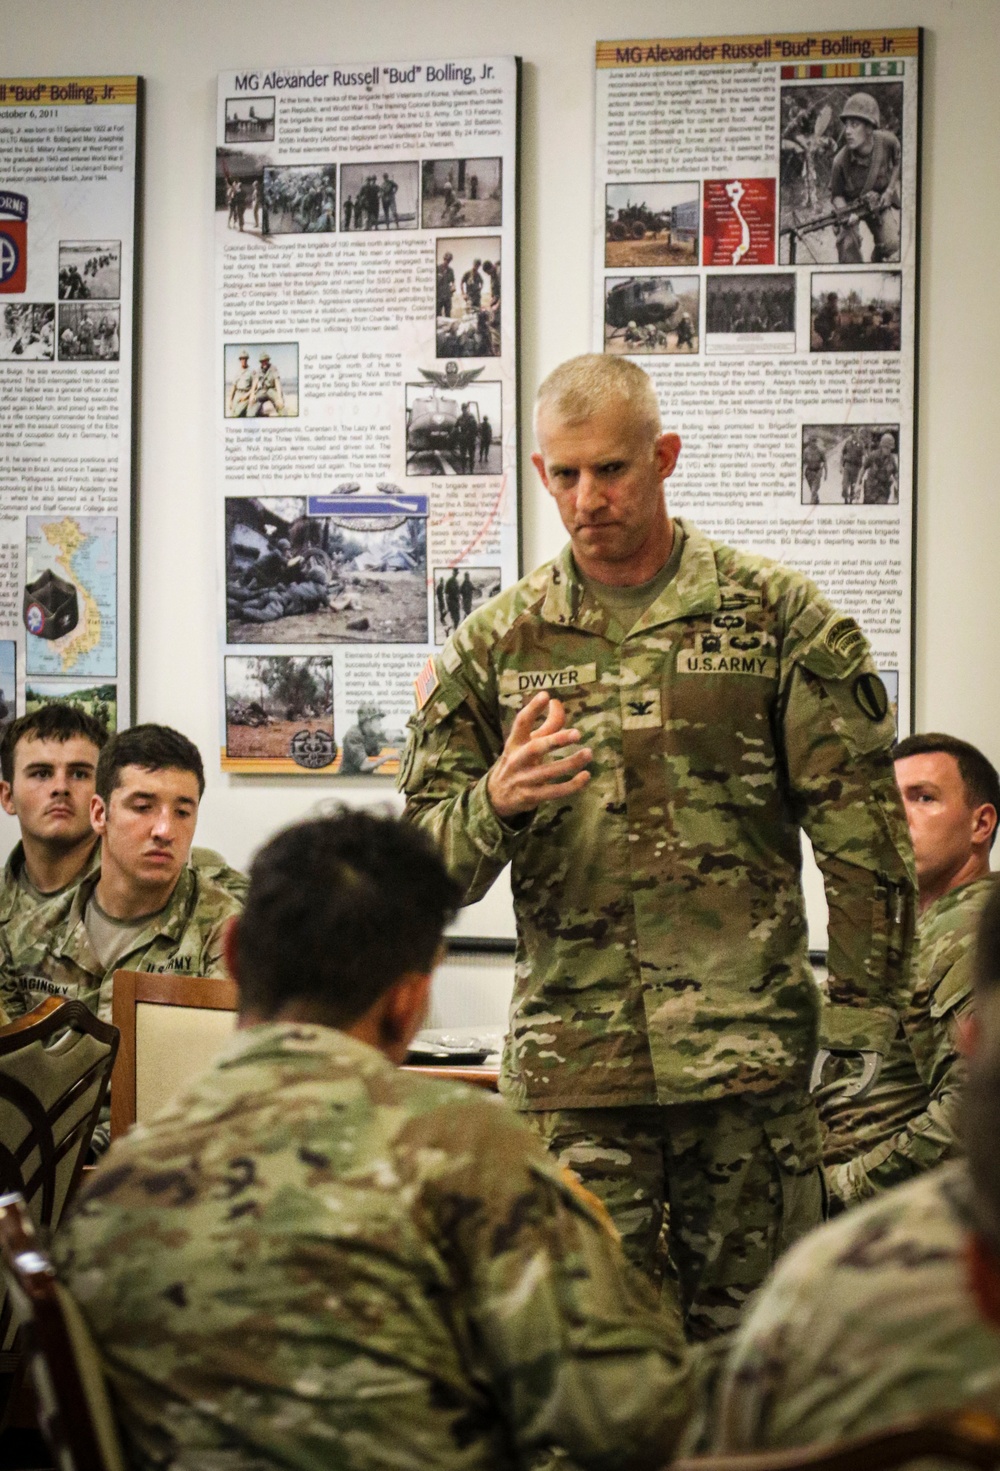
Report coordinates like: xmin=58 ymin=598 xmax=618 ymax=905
xmin=0 ymin=864 xmax=241 ymax=1023
xmin=54 ymin=1024 xmax=693 ymax=1471
xmin=401 ymin=518 xmax=915 ymax=1336
xmin=821 ymin=874 xmax=997 ymax=1209
xmin=701 ymin=1163 xmax=1000 ymax=1450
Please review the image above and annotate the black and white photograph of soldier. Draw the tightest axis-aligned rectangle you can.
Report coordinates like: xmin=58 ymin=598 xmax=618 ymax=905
xmin=340 ymin=162 xmax=418 ymax=230
xmin=224 ymin=95 xmax=276 ymax=143
xmin=0 ymin=304 xmax=55 ymax=360
xmin=779 ymin=82 xmax=903 ymax=265
xmin=57 ymin=302 xmax=119 ymax=361
xmin=800 ymin=423 xmax=900 ymax=505
xmin=604 ymin=275 xmax=699 ymax=354
xmin=263 ymin=165 xmax=337 ymax=233
xmin=406 ymin=375 xmax=502 ymax=476
xmin=226 ymin=494 xmax=429 ymax=644
xmin=338 ymin=702 xmax=397 ymax=775
xmin=436 ymin=236 xmax=500 ymax=358
xmin=433 ymin=565 xmax=501 ymax=643
xmin=224 ymin=343 xmax=299 ymax=418
xmin=810 ymin=270 xmax=901 ymax=351
xmin=705 ymin=273 xmax=795 ymax=354
xmin=605 ymin=182 xmax=699 ymax=268
xmin=225 ymin=655 xmax=335 ymax=765
xmin=58 ymin=241 xmax=121 ymax=300
xmin=422 ymin=157 xmax=502 ymax=229
xmin=215 ymin=149 xmax=268 ymax=238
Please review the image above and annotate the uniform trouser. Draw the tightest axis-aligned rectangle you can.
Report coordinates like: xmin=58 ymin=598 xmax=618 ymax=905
xmin=836 ymin=206 xmax=901 ymax=263
xmin=524 ymin=1090 xmax=825 ymax=1342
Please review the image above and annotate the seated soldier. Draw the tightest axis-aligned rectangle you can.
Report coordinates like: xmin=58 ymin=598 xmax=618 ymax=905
xmin=697 ymin=883 xmax=1000 ymax=1451
xmin=54 ymin=809 xmax=693 ymax=1471
xmin=820 ymin=733 xmax=998 ymax=1209
xmin=0 ymin=706 xmax=248 ymax=926
xmin=0 ymin=723 xmax=243 ymax=1024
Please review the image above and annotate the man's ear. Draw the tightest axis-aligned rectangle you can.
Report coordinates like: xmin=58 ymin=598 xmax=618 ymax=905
xmin=380 ymin=971 xmax=433 ymax=1061
xmin=531 ymin=451 xmax=550 ymax=491
xmin=90 ymin=792 xmax=107 ymax=836
xmin=0 ymin=781 xmax=15 ymax=818
xmin=655 ymin=431 xmax=682 ymax=481
xmin=972 ymin=802 xmax=998 ymax=854
xmin=966 ymin=1233 xmax=1000 ymax=1331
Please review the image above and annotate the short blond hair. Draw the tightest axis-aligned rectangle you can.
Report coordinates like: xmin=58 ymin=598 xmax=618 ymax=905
xmin=534 ymin=354 xmax=662 ymax=440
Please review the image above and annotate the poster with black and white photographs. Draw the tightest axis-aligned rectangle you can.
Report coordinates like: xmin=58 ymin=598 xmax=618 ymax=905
xmin=215 ymin=58 xmax=520 ymax=773
xmin=594 ymin=31 xmax=920 ymax=727
xmin=0 ymin=78 xmax=141 ymax=730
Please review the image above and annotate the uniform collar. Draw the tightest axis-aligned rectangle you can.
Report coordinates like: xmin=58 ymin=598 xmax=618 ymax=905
xmin=55 ymin=863 xmax=198 ymax=966
xmin=540 ymin=517 xmax=721 ymax=637
xmin=0 ymin=837 xmax=101 ymax=923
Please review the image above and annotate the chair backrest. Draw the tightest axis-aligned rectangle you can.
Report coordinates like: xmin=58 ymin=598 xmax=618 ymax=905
xmin=0 ymin=999 xmax=118 ymax=1359
xmin=110 ymin=970 xmax=237 ymax=1139
xmin=0 ymin=1192 xmax=125 ymax=1471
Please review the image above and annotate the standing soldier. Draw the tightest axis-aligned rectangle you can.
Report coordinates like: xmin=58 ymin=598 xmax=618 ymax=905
xmin=343 ymin=194 xmax=354 ymax=231
xmin=478 ymin=414 xmax=493 ymax=466
xmin=250 ymin=353 xmax=285 ymax=417
xmin=401 ymin=354 xmax=915 ymax=1339
xmin=802 ymin=435 xmax=828 ymax=504
xmin=444 ymin=568 xmax=461 ymax=632
xmin=437 ymin=252 xmax=455 ymax=317
xmin=227 ymin=350 xmax=255 ymax=417
xmin=840 ymin=429 xmax=866 ymax=503
xmin=862 ymin=432 xmax=899 ymax=504
xmin=435 ymin=576 xmax=448 ymax=634
xmin=460 ymin=571 xmax=475 ymax=620
xmin=461 ymin=259 xmax=483 ymax=311
xmin=380 ymin=172 xmax=399 ymax=228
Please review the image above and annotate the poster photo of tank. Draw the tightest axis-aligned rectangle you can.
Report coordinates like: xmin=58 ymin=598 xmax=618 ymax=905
xmin=406 ymin=376 xmax=502 ymax=476
xmin=705 ymin=273 xmax=795 ymax=354
xmin=436 ymin=237 xmax=500 ymax=357
xmin=421 ymin=157 xmax=502 ymax=229
xmin=810 ymin=271 xmax=901 ymax=351
xmin=57 ymin=303 xmax=119 ymax=361
xmin=603 ymin=276 xmax=699 ymax=354
xmin=605 ymin=182 xmax=699 ymax=268
xmin=340 ymin=162 xmax=418 ymax=230
xmin=0 ymin=304 xmax=54 ymax=360
xmin=263 ymin=164 xmax=337 ymax=233
xmin=226 ymin=492 xmax=429 ymax=645
xmin=224 ymin=342 xmax=298 ymax=418
xmin=779 ymin=82 xmax=903 ymax=265
xmin=224 ymin=95 xmax=275 ymax=143
xmin=801 ymin=423 xmax=900 ymax=506
xmin=215 ymin=149 xmax=267 ymax=239
xmin=433 ymin=566 xmax=501 ymax=644
xmin=225 ymin=655 xmax=335 ymax=766
xmin=24 ymin=679 xmax=117 ymax=733
xmin=58 ymin=241 xmax=121 ymax=300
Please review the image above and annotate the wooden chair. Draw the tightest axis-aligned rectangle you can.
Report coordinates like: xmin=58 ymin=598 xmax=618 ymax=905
xmin=0 ymin=998 xmax=118 ymax=1410
xmin=0 ymin=1192 xmax=124 ymax=1471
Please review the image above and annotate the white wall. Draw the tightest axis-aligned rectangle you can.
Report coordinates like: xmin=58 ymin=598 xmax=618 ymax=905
xmin=3 ymin=0 xmax=998 ymax=917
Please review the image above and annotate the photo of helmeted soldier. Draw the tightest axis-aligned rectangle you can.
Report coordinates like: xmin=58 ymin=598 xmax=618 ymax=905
xmin=779 ymin=82 xmax=903 ymax=265
xmin=215 ymin=151 xmax=269 ymax=241
xmin=0 ymin=303 xmax=54 ymax=361
xmin=263 ymin=164 xmax=337 ymax=234
xmin=799 ymin=423 xmax=901 ymax=506
xmin=405 ymin=374 xmax=503 ymax=477
xmin=605 ymin=181 xmax=699 ymax=268
xmin=225 ymin=654 xmax=334 ymax=765
xmin=604 ymin=275 xmax=700 ymax=355
xmin=436 ymin=236 xmax=500 ymax=358
xmin=810 ymin=271 xmax=901 ymax=352
xmin=57 ymin=302 xmax=119 ymax=361
xmin=338 ymin=703 xmax=394 ymax=774
xmin=432 ymin=565 xmax=501 ymax=644
xmin=422 ymin=157 xmax=502 ymax=228
xmin=223 ymin=343 xmax=299 ymax=418
xmin=339 ymin=162 xmax=418 ymax=230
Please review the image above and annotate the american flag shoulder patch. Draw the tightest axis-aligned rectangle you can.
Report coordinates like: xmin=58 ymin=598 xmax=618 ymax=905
xmin=414 ymin=655 xmax=440 ymax=710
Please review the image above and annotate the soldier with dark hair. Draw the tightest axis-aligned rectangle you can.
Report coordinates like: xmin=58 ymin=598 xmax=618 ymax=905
xmin=54 ymin=809 xmax=694 ymax=1471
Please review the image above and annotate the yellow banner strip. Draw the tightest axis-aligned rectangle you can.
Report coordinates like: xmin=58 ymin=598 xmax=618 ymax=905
xmin=597 ymin=30 xmax=919 ymax=68
xmin=0 ymin=77 xmax=139 ymax=106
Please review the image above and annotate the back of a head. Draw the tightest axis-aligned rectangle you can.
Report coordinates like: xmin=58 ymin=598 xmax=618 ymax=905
xmin=234 ymin=808 xmax=462 ymax=1025
xmin=962 ymin=884 xmax=1000 ymax=1244
xmin=893 ymin=732 xmax=1000 ymax=850
xmin=95 ymin=724 xmax=205 ymax=802
xmin=534 ymin=353 xmax=662 ymax=440
xmin=0 ymin=703 xmax=108 ymax=783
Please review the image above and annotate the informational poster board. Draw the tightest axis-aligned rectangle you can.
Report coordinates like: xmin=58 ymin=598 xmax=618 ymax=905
xmin=594 ymin=30 xmax=920 ymax=728
xmin=215 ymin=58 xmax=520 ymax=774
xmin=0 ymin=76 xmax=142 ymax=735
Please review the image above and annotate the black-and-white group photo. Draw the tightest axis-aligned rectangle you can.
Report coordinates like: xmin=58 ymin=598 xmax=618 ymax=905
xmin=433 ymin=565 xmax=500 ymax=643
xmin=57 ymin=302 xmax=119 ymax=360
xmin=705 ymin=274 xmax=795 ymax=353
xmin=436 ymin=236 xmax=500 ymax=357
xmin=406 ymin=376 xmax=502 ymax=476
xmin=779 ymin=81 xmax=903 ymax=265
xmin=263 ymin=165 xmax=337 ymax=233
xmin=801 ymin=423 xmax=900 ymax=505
xmin=422 ymin=157 xmax=502 ymax=229
xmin=605 ymin=182 xmax=699 ymax=268
xmin=224 ymin=96 xmax=275 ymax=143
xmin=340 ymin=162 xmax=418 ymax=230
xmin=215 ymin=150 xmax=266 ymax=236
xmin=226 ymin=494 xmax=429 ymax=645
xmin=604 ymin=275 xmax=699 ymax=353
xmin=58 ymin=241 xmax=121 ymax=300
xmin=224 ymin=343 xmax=299 ymax=418
xmin=810 ymin=270 xmax=901 ymax=351
xmin=0 ymin=303 xmax=54 ymax=360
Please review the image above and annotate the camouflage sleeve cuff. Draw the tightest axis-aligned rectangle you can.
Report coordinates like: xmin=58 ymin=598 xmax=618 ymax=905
xmin=818 ymin=1003 xmax=897 ymax=1055
xmin=472 ymin=773 xmax=534 ymax=851
xmin=825 ymin=1157 xmax=874 ymax=1212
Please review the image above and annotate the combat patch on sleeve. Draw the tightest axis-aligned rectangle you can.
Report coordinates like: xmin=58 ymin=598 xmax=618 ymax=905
xmin=853 ymin=671 xmax=889 ymax=722
xmin=796 ymin=611 xmax=871 ymax=680
xmin=822 ymin=616 xmax=867 ymax=663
